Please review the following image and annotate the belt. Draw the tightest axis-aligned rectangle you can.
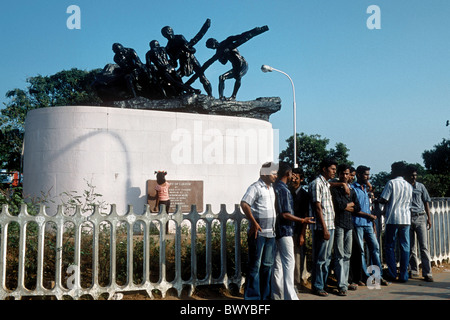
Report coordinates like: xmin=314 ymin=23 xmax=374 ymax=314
xmin=411 ymin=211 xmax=425 ymax=217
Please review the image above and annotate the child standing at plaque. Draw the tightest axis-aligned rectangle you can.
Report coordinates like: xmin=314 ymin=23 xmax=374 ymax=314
xmin=154 ymin=171 xmax=171 ymax=213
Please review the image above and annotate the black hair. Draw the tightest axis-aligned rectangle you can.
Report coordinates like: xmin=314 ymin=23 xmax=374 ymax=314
xmin=319 ymin=158 xmax=338 ymax=171
xmin=292 ymin=167 xmax=305 ymax=178
xmin=405 ymin=164 xmax=417 ymax=176
xmin=277 ymin=162 xmax=292 ymax=178
xmin=356 ymin=165 xmax=371 ymax=175
xmin=155 ymin=171 xmax=167 ymax=185
xmin=391 ymin=161 xmax=406 ymax=177
xmin=337 ymin=163 xmax=351 ymax=174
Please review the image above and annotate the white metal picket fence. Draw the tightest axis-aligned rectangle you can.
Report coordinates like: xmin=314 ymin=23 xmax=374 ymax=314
xmin=0 ymin=203 xmax=247 ymax=300
xmin=428 ymin=198 xmax=450 ymax=264
xmin=0 ymin=198 xmax=448 ymax=300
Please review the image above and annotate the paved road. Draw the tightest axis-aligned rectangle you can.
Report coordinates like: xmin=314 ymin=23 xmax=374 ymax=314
xmin=297 ymin=270 xmax=450 ymax=300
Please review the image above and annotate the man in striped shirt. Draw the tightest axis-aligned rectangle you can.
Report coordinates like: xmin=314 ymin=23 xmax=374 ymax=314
xmin=379 ymin=161 xmax=413 ymax=282
xmin=309 ymin=158 xmax=337 ymax=296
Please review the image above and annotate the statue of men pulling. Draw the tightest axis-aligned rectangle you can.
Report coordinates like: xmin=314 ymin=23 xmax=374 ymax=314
xmin=187 ymin=25 xmax=269 ymax=100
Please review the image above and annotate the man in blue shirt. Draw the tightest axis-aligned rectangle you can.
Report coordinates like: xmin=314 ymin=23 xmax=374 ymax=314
xmin=353 ymin=165 xmax=389 ymax=286
xmin=272 ymin=162 xmax=315 ymax=299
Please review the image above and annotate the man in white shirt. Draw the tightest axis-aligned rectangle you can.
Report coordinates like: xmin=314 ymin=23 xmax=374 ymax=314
xmin=241 ymin=162 xmax=278 ymax=300
xmin=379 ymin=161 xmax=413 ymax=282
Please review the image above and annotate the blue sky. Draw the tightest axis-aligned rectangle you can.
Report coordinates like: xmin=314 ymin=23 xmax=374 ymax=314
xmin=1 ymin=0 xmax=449 ymax=174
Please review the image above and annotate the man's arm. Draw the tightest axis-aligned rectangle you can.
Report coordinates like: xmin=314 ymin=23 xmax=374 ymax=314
xmin=230 ymin=25 xmax=269 ymax=49
xmin=422 ymin=185 xmax=433 ymax=230
xmin=280 ymin=211 xmax=315 ymax=224
xmin=329 ymin=181 xmax=350 ymax=195
xmin=353 ymin=210 xmax=377 ymax=221
xmin=424 ymin=201 xmax=432 ymax=229
xmin=188 ymin=18 xmax=211 ymax=47
xmin=313 ymin=202 xmax=329 ymax=240
xmin=331 ymin=187 xmax=354 ymax=213
xmin=185 ymin=53 xmax=218 ymax=85
xmin=240 ymin=201 xmax=261 ymax=239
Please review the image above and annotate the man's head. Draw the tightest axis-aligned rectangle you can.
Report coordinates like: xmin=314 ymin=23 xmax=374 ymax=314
xmin=319 ymin=158 xmax=337 ymax=180
xmin=149 ymin=40 xmax=160 ymax=49
xmin=349 ymin=166 xmax=356 ymax=184
xmin=161 ymin=26 xmax=174 ymax=40
xmin=206 ymin=38 xmax=219 ymax=49
xmin=391 ymin=161 xmax=406 ymax=178
xmin=291 ymin=167 xmax=305 ymax=189
xmin=356 ymin=165 xmax=371 ymax=185
xmin=260 ymin=162 xmax=278 ymax=184
xmin=337 ymin=163 xmax=351 ymax=183
xmin=405 ymin=164 xmax=418 ymax=185
xmin=277 ymin=162 xmax=292 ymax=184
xmin=112 ymin=43 xmax=124 ymax=54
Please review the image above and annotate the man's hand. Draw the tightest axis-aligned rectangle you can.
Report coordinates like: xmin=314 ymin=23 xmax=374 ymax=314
xmin=240 ymin=201 xmax=262 ymax=239
xmin=249 ymin=222 xmax=262 ymax=239
xmin=343 ymin=183 xmax=350 ymax=195
xmin=299 ymin=234 xmax=305 ymax=246
xmin=302 ymin=217 xmax=316 ymax=224
xmin=345 ymin=202 xmax=355 ymax=212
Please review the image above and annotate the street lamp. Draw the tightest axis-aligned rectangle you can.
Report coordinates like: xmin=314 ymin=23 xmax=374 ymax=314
xmin=261 ymin=65 xmax=298 ymax=168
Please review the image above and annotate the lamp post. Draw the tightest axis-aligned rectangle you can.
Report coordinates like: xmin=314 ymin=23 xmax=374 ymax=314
xmin=261 ymin=65 xmax=298 ymax=168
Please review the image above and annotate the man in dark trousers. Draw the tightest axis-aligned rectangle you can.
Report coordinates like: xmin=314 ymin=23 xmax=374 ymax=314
xmin=290 ymin=167 xmax=311 ymax=291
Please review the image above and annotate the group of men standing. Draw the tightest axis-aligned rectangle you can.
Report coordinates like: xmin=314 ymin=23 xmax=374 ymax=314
xmin=240 ymin=159 xmax=434 ymax=300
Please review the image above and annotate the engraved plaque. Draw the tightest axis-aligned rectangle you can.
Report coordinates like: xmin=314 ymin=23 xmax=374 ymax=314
xmin=147 ymin=180 xmax=204 ymax=213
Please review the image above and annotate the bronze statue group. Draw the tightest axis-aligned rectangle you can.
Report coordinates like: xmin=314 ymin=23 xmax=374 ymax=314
xmin=93 ymin=19 xmax=268 ymax=102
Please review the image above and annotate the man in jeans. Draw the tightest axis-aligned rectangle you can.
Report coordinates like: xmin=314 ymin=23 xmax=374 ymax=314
xmin=352 ymin=165 xmax=389 ymax=286
xmin=309 ymin=158 xmax=337 ymax=297
xmin=404 ymin=164 xmax=434 ymax=282
xmin=240 ymin=162 xmax=278 ymax=300
xmin=379 ymin=161 xmax=413 ymax=283
xmin=331 ymin=164 xmax=361 ymax=296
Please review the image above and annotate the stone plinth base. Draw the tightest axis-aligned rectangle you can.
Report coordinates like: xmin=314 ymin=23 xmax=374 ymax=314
xmin=23 ymin=105 xmax=276 ymax=214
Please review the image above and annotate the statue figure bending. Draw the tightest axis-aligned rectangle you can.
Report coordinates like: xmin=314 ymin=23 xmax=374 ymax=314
xmin=161 ymin=19 xmax=213 ymax=96
xmin=112 ymin=43 xmax=148 ymax=98
xmin=145 ymin=40 xmax=200 ymax=97
xmin=187 ymin=25 xmax=269 ymax=100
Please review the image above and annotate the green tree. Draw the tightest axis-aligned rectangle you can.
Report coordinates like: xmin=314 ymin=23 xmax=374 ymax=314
xmin=279 ymin=133 xmax=353 ymax=183
xmin=1 ymin=68 xmax=102 ymax=171
xmin=370 ymin=171 xmax=390 ymax=195
xmin=421 ymin=139 xmax=450 ymax=197
xmin=0 ymin=128 xmax=23 ymax=170
xmin=422 ymin=138 xmax=450 ymax=175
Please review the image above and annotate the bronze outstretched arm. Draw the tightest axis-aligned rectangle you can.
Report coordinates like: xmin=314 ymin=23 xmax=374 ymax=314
xmin=222 ymin=25 xmax=269 ymax=50
xmin=188 ymin=18 xmax=211 ymax=47
xmin=186 ymin=25 xmax=269 ymax=86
